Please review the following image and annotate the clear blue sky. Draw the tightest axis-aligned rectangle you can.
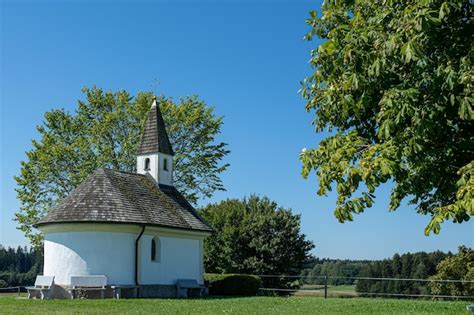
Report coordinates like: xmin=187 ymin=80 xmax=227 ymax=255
xmin=1 ymin=0 xmax=472 ymax=260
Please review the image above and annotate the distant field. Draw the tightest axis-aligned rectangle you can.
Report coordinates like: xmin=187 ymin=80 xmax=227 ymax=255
xmin=0 ymin=296 xmax=470 ymax=314
xmin=292 ymin=284 xmax=357 ymax=297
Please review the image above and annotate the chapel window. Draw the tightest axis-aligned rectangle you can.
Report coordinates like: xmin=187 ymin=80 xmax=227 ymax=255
xmin=144 ymin=158 xmax=151 ymax=171
xmin=151 ymin=237 xmax=161 ymax=262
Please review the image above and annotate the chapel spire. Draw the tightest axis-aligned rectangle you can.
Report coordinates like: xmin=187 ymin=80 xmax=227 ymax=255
xmin=138 ymin=98 xmax=174 ymax=156
xmin=136 ymin=98 xmax=174 ymax=185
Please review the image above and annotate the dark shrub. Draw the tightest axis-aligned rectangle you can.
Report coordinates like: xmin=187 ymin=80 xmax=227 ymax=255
xmin=0 ymin=279 xmax=7 ymax=288
xmin=0 ymin=272 xmax=15 ymax=286
xmin=205 ymin=274 xmax=262 ymax=296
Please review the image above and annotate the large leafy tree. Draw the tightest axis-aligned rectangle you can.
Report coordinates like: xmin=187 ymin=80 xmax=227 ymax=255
xmin=15 ymin=87 xmax=229 ymax=247
xmin=200 ymin=195 xmax=314 ymax=277
xmin=300 ymin=0 xmax=473 ymax=234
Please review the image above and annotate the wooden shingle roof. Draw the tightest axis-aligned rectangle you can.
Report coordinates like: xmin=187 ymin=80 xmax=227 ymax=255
xmin=35 ymin=168 xmax=212 ymax=232
xmin=138 ymin=99 xmax=174 ymax=156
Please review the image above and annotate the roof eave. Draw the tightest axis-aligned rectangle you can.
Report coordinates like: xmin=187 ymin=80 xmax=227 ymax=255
xmin=34 ymin=220 xmax=213 ymax=235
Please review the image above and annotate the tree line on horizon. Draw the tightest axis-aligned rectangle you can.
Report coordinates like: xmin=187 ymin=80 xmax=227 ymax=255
xmin=301 ymin=250 xmax=450 ymax=287
xmin=300 ymin=246 xmax=473 ymax=297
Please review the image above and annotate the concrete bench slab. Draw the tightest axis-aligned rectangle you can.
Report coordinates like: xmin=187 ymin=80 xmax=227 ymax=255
xmin=26 ymin=275 xmax=55 ymax=300
xmin=69 ymin=275 xmax=107 ymax=299
xmin=176 ymin=279 xmax=205 ymax=298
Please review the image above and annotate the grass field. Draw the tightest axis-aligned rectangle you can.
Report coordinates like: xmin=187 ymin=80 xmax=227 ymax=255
xmin=0 ymin=296 xmax=471 ymax=314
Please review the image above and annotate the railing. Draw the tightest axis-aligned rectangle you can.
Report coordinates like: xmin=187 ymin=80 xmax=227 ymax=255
xmin=255 ymin=274 xmax=474 ymax=300
xmin=0 ymin=286 xmax=23 ymax=296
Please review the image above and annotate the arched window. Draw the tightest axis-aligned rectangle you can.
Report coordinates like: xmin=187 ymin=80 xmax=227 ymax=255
xmin=144 ymin=158 xmax=151 ymax=171
xmin=151 ymin=237 xmax=161 ymax=262
xmin=163 ymin=158 xmax=168 ymax=171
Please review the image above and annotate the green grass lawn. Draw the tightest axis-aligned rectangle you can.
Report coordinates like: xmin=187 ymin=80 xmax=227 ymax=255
xmin=0 ymin=296 xmax=471 ymax=314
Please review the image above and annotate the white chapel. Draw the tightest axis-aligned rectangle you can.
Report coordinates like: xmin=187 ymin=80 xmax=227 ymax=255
xmin=34 ymin=99 xmax=213 ymax=298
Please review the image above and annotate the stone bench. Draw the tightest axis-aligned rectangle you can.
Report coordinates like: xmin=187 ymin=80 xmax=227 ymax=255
xmin=176 ymin=279 xmax=205 ymax=298
xmin=26 ymin=275 xmax=55 ymax=300
xmin=69 ymin=275 xmax=107 ymax=299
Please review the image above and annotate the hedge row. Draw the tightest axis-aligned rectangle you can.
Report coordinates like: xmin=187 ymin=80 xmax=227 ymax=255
xmin=204 ymin=274 xmax=262 ymax=296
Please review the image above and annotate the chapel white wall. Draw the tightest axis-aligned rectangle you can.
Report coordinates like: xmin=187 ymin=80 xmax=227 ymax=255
xmin=139 ymin=234 xmax=203 ymax=285
xmin=136 ymin=153 xmax=173 ymax=185
xmin=157 ymin=153 xmax=173 ymax=185
xmin=42 ymin=225 xmax=206 ymax=286
xmin=43 ymin=231 xmax=135 ymax=285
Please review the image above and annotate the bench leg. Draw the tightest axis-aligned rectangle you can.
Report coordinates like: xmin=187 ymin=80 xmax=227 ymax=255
xmin=40 ymin=290 xmax=44 ymax=300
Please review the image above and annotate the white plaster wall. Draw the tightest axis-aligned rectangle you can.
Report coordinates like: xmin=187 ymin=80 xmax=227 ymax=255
xmin=139 ymin=234 xmax=202 ymax=285
xmin=43 ymin=231 xmax=135 ymax=285
xmin=137 ymin=154 xmax=159 ymax=179
xmin=158 ymin=153 xmax=173 ymax=186
xmin=137 ymin=153 xmax=173 ymax=185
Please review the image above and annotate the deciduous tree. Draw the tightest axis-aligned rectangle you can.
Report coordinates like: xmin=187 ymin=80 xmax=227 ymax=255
xmin=300 ymin=0 xmax=473 ymax=234
xmin=429 ymin=246 xmax=474 ymax=296
xmin=200 ymin=195 xmax=314 ymax=277
xmin=15 ymin=87 xmax=229 ymax=247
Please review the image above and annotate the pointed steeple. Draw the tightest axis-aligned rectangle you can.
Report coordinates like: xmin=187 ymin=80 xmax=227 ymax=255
xmin=138 ymin=98 xmax=174 ymax=156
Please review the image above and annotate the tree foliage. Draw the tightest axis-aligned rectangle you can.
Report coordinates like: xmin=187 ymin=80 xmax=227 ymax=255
xmin=300 ymin=0 xmax=473 ymax=234
xmin=200 ymin=196 xmax=315 ymax=278
xmin=429 ymin=246 xmax=474 ymax=296
xmin=0 ymin=246 xmax=43 ymax=287
xmin=300 ymin=250 xmax=450 ymax=295
xmin=15 ymin=87 xmax=229 ymax=247
xmin=300 ymin=257 xmax=369 ymax=285
xmin=355 ymin=250 xmax=450 ymax=296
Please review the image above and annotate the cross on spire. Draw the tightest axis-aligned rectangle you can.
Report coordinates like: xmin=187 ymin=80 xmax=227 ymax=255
xmin=150 ymin=78 xmax=160 ymax=96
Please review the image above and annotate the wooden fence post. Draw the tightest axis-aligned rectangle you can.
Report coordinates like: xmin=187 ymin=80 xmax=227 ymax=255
xmin=324 ymin=275 xmax=328 ymax=299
